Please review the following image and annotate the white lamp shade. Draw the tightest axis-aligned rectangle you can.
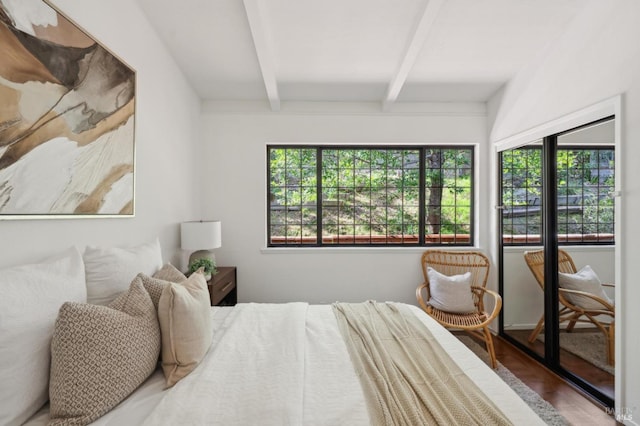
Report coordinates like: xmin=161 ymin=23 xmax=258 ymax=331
xmin=181 ymin=221 xmax=222 ymax=250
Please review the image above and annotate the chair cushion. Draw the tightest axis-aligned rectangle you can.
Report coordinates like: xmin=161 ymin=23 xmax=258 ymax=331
xmin=426 ymin=267 xmax=476 ymax=314
xmin=49 ymin=277 xmax=161 ymax=425
xmin=559 ymin=265 xmax=613 ymax=310
xmin=158 ymin=271 xmax=213 ymax=387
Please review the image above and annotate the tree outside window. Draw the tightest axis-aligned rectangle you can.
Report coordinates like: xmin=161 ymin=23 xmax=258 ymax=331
xmin=268 ymin=145 xmax=474 ymax=247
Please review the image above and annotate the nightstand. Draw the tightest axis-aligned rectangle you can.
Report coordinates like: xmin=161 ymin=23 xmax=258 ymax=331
xmin=207 ymin=266 xmax=237 ymax=306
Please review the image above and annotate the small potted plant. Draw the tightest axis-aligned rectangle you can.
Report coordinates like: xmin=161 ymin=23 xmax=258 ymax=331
xmin=188 ymin=257 xmax=217 ymax=281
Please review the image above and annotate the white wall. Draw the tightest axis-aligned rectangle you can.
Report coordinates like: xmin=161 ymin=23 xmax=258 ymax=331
xmin=200 ymin=102 xmax=492 ymax=306
xmin=0 ymin=0 xmax=201 ymax=269
xmin=489 ymin=0 xmax=640 ymax=420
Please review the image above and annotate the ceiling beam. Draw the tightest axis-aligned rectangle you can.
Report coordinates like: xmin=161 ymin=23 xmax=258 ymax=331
xmin=382 ymin=0 xmax=445 ymax=111
xmin=243 ymin=0 xmax=280 ymax=111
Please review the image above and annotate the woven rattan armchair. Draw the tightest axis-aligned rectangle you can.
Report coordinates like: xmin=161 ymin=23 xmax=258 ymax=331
xmin=416 ymin=250 xmax=502 ymax=369
xmin=523 ymin=249 xmax=615 ymax=365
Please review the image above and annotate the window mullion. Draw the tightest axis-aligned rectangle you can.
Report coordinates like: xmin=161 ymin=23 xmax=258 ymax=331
xmin=419 ymin=147 xmax=426 ymax=245
xmin=316 ymin=148 xmax=323 ymax=246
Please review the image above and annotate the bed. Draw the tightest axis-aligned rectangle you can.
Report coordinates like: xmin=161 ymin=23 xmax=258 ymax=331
xmin=25 ymin=303 xmax=542 ymax=426
xmin=0 ymin=242 xmax=545 ymax=426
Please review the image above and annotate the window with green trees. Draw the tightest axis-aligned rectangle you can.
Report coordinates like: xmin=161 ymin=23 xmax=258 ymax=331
xmin=267 ymin=145 xmax=474 ymax=246
xmin=501 ymin=145 xmax=614 ymax=245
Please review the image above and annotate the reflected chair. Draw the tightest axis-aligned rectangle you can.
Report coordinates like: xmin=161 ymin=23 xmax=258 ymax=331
xmin=523 ymin=249 xmax=615 ymax=365
xmin=416 ymin=250 xmax=502 ymax=369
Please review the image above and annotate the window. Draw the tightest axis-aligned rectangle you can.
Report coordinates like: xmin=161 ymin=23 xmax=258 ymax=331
xmin=501 ymin=146 xmax=543 ymax=244
xmin=556 ymin=147 xmax=615 ymax=243
xmin=501 ymin=146 xmax=614 ymax=245
xmin=267 ymin=145 xmax=474 ymax=247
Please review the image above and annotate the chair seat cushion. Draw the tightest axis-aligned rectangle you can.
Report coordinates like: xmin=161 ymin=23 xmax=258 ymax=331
xmin=426 ymin=267 xmax=476 ymax=314
xmin=559 ymin=265 xmax=613 ymax=310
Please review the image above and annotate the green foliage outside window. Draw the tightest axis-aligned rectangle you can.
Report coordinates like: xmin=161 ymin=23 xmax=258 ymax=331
xmin=501 ymin=146 xmax=614 ymax=244
xmin=268 ymin=146 xmax=473 ymax=246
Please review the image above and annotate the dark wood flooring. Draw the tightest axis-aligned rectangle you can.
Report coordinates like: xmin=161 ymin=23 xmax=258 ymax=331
xmin=506 ymin=329 xmax=614 ymax=400
xmin=490 ymin=333 xmax=618 ymax=425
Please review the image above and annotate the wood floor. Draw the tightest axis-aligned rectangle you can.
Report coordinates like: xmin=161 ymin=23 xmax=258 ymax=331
xmin=506 ymin=329 xmax=614 ymax=399
xmin=491 ymin=334 xmax=618 ymax=425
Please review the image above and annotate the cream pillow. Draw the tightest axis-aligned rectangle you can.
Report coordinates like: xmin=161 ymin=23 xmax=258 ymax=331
xmin=426 ymin=267 xmax=476 ymax=314
xmin=49 ymin=277 xmax=161 ymax=425
xmin=559 ymin=265 xmax=613 ymax=310
xmin=0 ymin=248 xmax=86 ymax=426
xmin=84 ymin=239 xmax=163 ymax=305
xmin=158 ymin=271 xmax=213 ymax=387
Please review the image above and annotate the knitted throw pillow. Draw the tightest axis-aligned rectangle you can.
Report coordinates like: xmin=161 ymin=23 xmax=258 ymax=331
xmin=49 ymin=277 xmax=161 ymax=425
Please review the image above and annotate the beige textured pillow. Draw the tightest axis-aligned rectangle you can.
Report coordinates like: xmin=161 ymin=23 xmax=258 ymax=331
xmin=158 ymin=271 xmax=213 ymax=387
xmin=154 ymin=263 xmax=188 ymax=282
xmin=49 ymin=277 xmax=161 ymax=425
xmin=138 ymin=265 xmax=188 ymax=310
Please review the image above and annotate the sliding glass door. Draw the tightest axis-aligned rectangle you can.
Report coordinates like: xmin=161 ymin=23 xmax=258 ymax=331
xmin=498 ymin=117 xmax=616 ymax=407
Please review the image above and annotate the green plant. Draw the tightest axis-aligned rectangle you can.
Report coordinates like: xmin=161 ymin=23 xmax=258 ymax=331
xmin=188 ymin=257 xmax=217 ymax=275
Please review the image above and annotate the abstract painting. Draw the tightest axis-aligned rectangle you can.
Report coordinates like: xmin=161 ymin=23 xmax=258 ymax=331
xmin=0 ymin=0 xmax=135 ymax=218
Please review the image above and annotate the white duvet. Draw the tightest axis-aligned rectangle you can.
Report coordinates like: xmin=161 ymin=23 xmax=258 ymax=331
xmin=27 ymin=303 xmax=544 ymax=426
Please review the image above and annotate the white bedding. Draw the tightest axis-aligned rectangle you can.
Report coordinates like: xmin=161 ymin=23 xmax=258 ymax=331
xmin=27 ymin=303 xmax=544 ymax=425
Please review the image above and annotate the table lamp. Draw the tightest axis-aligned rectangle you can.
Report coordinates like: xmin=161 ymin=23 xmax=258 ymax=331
xmin=181 ymin=220 xmax=222 ymax=266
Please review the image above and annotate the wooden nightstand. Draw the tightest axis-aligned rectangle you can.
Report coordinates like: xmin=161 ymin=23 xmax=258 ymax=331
xmin=207 ymin=266 xmax=237 ymax=306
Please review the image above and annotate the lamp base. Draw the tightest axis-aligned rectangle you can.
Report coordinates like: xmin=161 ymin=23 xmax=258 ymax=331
xmin=188 ymin=250 xmax=217 ymax=280
xmin=188 ymin=249 xmax=216 ymax=265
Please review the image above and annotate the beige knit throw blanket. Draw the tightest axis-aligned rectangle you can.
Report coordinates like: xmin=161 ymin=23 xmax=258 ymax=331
xmin=332 ymin=301 xmax=513 ymax=426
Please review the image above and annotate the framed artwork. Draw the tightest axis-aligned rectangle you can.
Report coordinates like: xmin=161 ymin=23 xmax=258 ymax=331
xmin=0 ymin=0 xmax=135 ymax=219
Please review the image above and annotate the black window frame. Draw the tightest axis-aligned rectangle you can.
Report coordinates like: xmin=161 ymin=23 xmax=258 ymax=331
xmin=267 ymin=144 xmax=475 ymax=247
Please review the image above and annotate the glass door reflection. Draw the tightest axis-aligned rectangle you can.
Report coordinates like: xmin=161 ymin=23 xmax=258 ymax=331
xmin=498 ymin=117 xmax=616 ymax=405
xmin=500 ymin=143 xmax=546 ymax=360
xmin=556 ymin=121 xmax=615 ymax=401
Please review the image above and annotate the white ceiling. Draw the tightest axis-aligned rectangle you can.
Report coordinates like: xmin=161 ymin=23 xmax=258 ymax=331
xmin=137 ymin=0 xmax=593 ymax=110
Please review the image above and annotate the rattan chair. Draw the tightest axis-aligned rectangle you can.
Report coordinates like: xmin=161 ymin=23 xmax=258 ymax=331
xmin=523 ymin=249 xmax=615 ymax=365
xmin=416 ymin=250 xmax=502 ymax=369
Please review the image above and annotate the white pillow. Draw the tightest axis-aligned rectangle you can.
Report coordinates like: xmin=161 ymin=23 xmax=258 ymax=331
xmin=559 ymin=265 xmax=613 ymax=310
xmin=0 ymin=247 xmax=86 ymax=426
xmin=426 ymin=267 xmax=476 ymax=314
xmin=84 ymin=239 xmax=163 ymax=305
